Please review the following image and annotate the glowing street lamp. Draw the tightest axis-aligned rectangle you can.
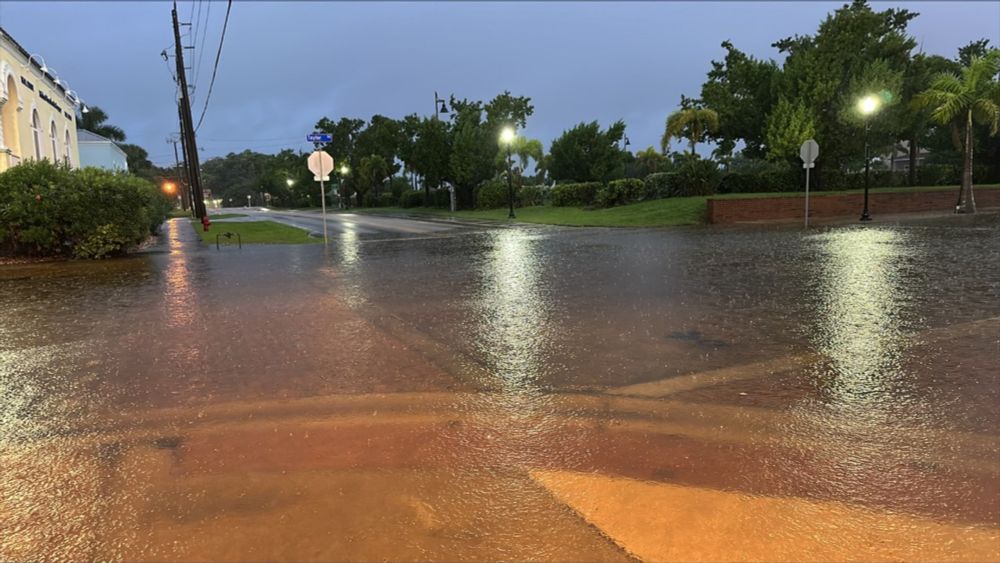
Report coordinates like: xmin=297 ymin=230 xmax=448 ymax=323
xmin=857 ymin=94 xmax=881 ymax=221
xmin=500 ymin=126 xmax=517 ymax=219
xmin=161 ymin=181 xmax=177 ymax=195
xmin=286 ymin=178 xmax=295 ymax=187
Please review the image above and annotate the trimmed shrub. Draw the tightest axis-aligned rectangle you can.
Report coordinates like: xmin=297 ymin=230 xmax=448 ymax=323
xmin=0 ymin=160 xmax=169 ymax=258
xmin=475 ymin=180 xmax=509 ymax=210
xmin=551 ymin=182 xmax=601 ymax=207
xmin=518 ymin=185 xmax=545 ymax=207
xmin=644 ymin=172 xmax=676 ymax=199
xmin=363 ymin=192 xmax=397 ymax=207
xmin=595 ymin=178 xmax=647 ymax=208
xmin=399 ymin=189 xmax=425 ymax=208
xmin=389 ymin=176 xmax=412 ymax=198
xmin=431 ymin=187 xmax=451 ymax=208
xmin=672 ymin=159 xmax=720 ymax=196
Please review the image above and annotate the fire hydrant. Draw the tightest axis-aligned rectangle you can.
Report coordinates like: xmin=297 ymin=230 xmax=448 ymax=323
xmin=201 ymin=215 xmax=211 ymax=232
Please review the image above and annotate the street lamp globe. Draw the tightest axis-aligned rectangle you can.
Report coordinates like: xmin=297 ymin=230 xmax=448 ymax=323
xmin=500 ymin=126 xmax=516 ymax=145
xmin=286 ymin=178 xmax=294 ymax=187
xmin=858 ymin=95 xmax=880 ymax=116
xmin=339 ymin=165 xmax=349 ymax=175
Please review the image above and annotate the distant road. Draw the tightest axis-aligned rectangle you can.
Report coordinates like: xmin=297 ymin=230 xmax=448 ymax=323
xmin=211 ymin=208 xmax=475 ymax=238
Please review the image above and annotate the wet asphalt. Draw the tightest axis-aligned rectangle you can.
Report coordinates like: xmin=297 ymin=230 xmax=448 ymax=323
xmin=1 ymin=211 xmax=998 ymax=560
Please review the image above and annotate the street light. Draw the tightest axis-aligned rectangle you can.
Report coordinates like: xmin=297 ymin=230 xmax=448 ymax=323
xmin=434 ymin=91 xmax=449 ymax=119
xmin=339 ymin=165 xmax=350 ymax=210
xmin=500 ymin=126 xmax=517 ymax=219
xmin=161 ymin=181 xmax=177 ymax=195
xmin=858 ymin=94 xmax=881 ymax=221
xmin=286 ymin=178 xmax=294 ymax=187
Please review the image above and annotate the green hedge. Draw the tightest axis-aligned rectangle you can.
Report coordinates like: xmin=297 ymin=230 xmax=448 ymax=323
xmin=475 ymin=180 xmax=510 ymax=210
xmin=595 ymin=178 xmax=647 ymax=208
xmin=0 ymin=160 xmax=170 ymax=258
xmin=398 ymin=189 xmax=425 ymax=208
xmin=551 ymin=182 xmax=601 ymax=207
xmin=363 ymin=192 xmax=397 ymax=207
xmin=519 ymin=185 xmax=545 ymax=207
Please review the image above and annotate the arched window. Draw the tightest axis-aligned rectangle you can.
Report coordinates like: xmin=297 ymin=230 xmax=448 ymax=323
xmin=64 ymin=129 xmax=72 ymax=166
xmin=50 ymin=121 xmax=58 ymax=162
xmin=31 ymin=109 xmax=42 ymax=160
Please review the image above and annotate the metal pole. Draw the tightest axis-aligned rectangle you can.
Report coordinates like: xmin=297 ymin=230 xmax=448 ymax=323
xmin=805 ymin=166 xmax=810 ymax=228
xmin=507 ymin=145 xmax=515 ymax=219
xmin=319 ymin=154 xmax=328 ymax=244
xmin=860 ymin=118 xmax=872 ymax=221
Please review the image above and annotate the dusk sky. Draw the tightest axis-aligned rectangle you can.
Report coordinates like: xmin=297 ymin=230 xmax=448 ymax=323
xmin=2 ymin=1 xmax=997 ymax=166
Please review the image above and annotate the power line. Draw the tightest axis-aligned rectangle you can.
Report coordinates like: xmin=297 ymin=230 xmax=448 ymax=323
xmin=194 ymin=0 xmax=212 ymax=88
xmin=194 ymin=0 xmax=232 ymax=132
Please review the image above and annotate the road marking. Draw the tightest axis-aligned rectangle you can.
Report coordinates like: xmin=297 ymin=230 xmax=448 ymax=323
xmin=531 ymin=470 xmax=1000 ymax=562
xmin=607 ymin=354 xmax=816 ymax=398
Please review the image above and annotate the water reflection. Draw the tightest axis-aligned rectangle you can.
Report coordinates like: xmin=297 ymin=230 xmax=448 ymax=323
xmin=162 ymin=219 xmax=196 ymax=329
xmin=810 ymin=227 xmax=914 ymax=411
xmin=473 ymin=229 xmax=551 ymax=392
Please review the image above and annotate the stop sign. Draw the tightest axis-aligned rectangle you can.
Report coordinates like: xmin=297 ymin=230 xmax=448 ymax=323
xmin=308 ymin=150 xmax=334 ymax=181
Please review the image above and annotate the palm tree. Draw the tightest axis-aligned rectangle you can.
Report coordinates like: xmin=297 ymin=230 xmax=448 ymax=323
xmin=914 ymin=50 xmax=1000 ymax=213
xmin=661 ymin=106 xmax=719 ymax=156
xmin=77 ymin=105 xmax=126 ymax=142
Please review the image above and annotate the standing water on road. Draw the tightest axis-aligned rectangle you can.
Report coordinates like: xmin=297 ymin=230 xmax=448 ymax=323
xmin=2 ymin=214 xmax=998 ymax=561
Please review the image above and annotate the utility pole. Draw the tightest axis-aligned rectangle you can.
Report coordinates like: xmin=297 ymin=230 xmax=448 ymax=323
xmin=168 ymin=136 xmax=189 ymax=211
xmin=172 ymin=2 xmax=207 ymax=219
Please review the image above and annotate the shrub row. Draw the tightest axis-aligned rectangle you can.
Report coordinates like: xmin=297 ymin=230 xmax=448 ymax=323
xmin=551 ymin=182 xmax=601 ymax=207
xmin=0 ymin=160 xmax=170 ymax=258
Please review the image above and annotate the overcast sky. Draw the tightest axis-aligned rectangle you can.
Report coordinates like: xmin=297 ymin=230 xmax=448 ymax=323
xmin=2 ymin=1 xmax=997 ymax=166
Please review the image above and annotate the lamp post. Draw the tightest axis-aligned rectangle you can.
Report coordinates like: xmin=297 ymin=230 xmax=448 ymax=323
xmin=434 ymin=92 xmax=449 ymax=120
xmin=858 ymin=94 xmax=880 ymax=222
xmin=339 ymin=164 xmax=350 ymax=210
xmin=500 ymin=126 xmax=516 ymax=219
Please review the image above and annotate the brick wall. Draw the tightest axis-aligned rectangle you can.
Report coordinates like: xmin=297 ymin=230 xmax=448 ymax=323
xmin=707 ymin=188 xmax=1000 ymax=224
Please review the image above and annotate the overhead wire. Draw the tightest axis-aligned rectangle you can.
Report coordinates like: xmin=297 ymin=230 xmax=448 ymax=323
xmin=194 ymin=0 xmax=232 ymax=132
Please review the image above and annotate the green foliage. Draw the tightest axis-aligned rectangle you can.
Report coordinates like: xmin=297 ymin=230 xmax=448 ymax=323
xmin=701 ymin=41 xmax=779 ymax=158
xmin=399 ymin=189 xmax=425 ymax=208
xmin=718 ymin=165 xmax=800 ymax=194
xmin=389 ymin=176 xmax=411 ymax=198
xmin=0 ymin=160 xmax=168 ymax=258
xmin=77 ymin=105 xmax=126 ymax=142
xmin=643 ymin=173 xmax=675 ymax=199
xmin=674 ymin=159 xmax=721 ymax=196
xmin=550 ymin=182 xmax=601 ymax=207
xmin=662 ymin=99 xmax=720 ymax=155
xmin=518 ymin=185 xmax=545 ymax=207
xmin=765 ymin=98 xmax=816 ymax=160
xmin=595 ymin=179 xmax=647 ymax=208
xmin=547 ymin=121 xmax=626 ymax=183
xmin=475 ymin=180 xmax=510 ymax=210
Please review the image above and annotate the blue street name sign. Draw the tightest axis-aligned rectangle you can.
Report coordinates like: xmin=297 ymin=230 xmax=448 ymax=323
xmin=307 ymin=133 xmax=333 ymax=143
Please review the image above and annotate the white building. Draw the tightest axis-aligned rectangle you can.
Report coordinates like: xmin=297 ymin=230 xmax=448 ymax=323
xmin=77 ymin=129 xmax=127 ymax=171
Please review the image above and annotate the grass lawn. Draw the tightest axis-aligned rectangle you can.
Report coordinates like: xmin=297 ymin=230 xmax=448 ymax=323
xmin=192 ymin=220 xmax=319 ymax=244
xmin=351 ymin=197 xmax=708 ymax=227
xmin=351 ymin=183 xmax=998 ymax=228
xmin=207 ymin=213 xmax=248 ymax=220
xmin=708 ymin=183 xmax=1000 ymax=199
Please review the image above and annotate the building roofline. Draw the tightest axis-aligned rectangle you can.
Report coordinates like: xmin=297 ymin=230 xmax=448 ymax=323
xmin=0 ymin=25 xmax=69 ymax=95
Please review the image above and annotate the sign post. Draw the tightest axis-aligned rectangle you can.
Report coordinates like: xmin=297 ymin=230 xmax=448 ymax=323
xmin=799 ymin=139 xmax=819 ymax=228
xmin=307 ymin=133 xmax=334 ymax=243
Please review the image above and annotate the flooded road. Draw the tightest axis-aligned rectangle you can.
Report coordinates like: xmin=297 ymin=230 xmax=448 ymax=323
xmin=2 ymin=214 xmax=998 ymax=561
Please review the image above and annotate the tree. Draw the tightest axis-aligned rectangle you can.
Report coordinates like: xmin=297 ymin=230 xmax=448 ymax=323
xmin=772 ymin=1 xmax=917 ymax=173
xmin=700 ymin=41 xmax=779 ymax=158
xmin=547 ymin=121 xmax=626 ymax=183
xmin=357 ymin=154 xmax=391 ymax=202
xmin=449 ymin=105 xmax=494 ymax=208
xmin=354 ymin=115 xmax=403 ymax=178
xmin=914 ymin=50 xmax=1000 ymax=213
xmin=118 ymin=143 xmax=157 ymax=181
xmin=410 ymin=116 xmax=451 ymax=204
xmin=77 ymin=106 xmax=125 ymax=142
xmin=633 ymin=146 xmax=671 ymax=177
xmin=662 ymin=99 xmax=720 ymax=156
xmin=764 ymin=98 xmax=816 ymax=161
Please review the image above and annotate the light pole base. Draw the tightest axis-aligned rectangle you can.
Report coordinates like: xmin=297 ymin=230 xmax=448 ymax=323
xmin=859 ymin=211 xmax=872 ymax=222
